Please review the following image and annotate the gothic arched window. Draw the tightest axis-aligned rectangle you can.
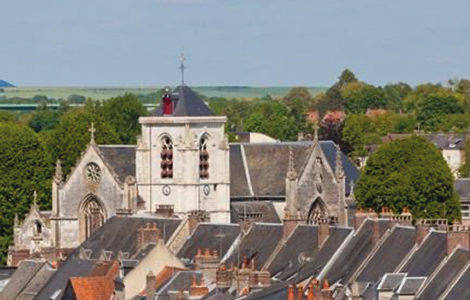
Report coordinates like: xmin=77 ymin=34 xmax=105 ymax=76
xmin=34 ymin=220 xmax=42 ymax=235
xmin=199 ymin=136 xmax=209 ymax=179
xmin=80 ymin=197 xmax=105 ymax=241
xmin=160 ymin=136 xmax=173 ymax=179
xmin=307 ymin=197 xmax=328 ymax=224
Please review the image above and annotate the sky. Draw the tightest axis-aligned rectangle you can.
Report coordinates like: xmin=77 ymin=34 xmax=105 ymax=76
xmin=1 ymin=0 xmax=470 ymax=87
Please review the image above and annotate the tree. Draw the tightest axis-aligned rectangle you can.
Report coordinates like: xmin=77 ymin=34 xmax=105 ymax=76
xmin=324 ymin=69 xmax=359 ymax=105
xmin=383 ymin=82 xmax=412 ymax=111
xmin=0 ymin=122 xmax=54 ymax=264
xmin=100 ymin=94 xmax=148 ymax=144
xmin=416 ymin=93 xmax=464 ymax=130
xmin=459 ymin=140 xmax=470 ymax=177
xmin=341 ymin=82 xmax=386 ymax=114
xmin=28 ymin=110 xmax=60 ymax=132
xmin=45 ymin=109 xmax=120 ymax=178
xmin=283 ymin=87 xmax=312 ymax=133
xmin=355 ymin=136 xmax=460 ymax=221
xmin=341 ymin=114 xmax=381 ymax=157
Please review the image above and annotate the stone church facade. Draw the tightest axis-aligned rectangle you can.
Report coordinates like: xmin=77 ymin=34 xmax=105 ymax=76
xmin=8 ymin=85 xmax=359 ymax=265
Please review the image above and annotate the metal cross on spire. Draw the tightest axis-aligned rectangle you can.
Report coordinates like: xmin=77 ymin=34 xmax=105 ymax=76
xmin=89 ymin=122 xmax=96 ymax=143
xmin=179 ymin=52 xmax=186 ymax=85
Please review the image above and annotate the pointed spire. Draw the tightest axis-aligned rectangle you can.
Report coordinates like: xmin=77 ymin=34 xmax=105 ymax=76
xmin=313 ymin=125 xmax=319 ymax=144
xmin=33 ymin=190 xmax=38 ymax=207
xmin=287 ymin=146 xmax=297 ymax=180
xmin=54 ymin=159 xmax=63 ymax=183
xmin=335 ymin=144 xmax=344 ymax=179
xmin=88 ymin=122 xmax=96 ymax=144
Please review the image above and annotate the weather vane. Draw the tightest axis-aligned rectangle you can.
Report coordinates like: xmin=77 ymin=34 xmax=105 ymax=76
xmin=179 ymin=52 xmax=186 ymax=85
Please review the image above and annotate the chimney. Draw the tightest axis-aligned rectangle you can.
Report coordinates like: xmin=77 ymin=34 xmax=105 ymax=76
xmin=146 ymin=271 xmax=157 ymax=299
xmin=216 ymin=263 xmax=232 ymax=288
xmin=287 ymin=285 xmax=295 ymax=300
xmin=283 ymin=211 xmax=300 ymax=241
xmin=162 ymin=88 xmax=173 ymax=116
xmin=188 ymin=211 xmax=210 ymax=234
xmin=354 ymin=208 xmax=367 ymax=229
xmin=189 ymin=275 xmax=209 ymax=298
xmin=447 ymin=226 xmax=470 ymax=255
xmin=306 ymin=283 xmax=314 ymax=300
xmin=195 ymin=248 xmax=220 ymax=283
xmin=320 ymin=280 xmax=333 ymax=300
xmin=416 ymin=223 xmax=430 ymax=246
xmin=318 ymin=222 xmax=330 ymax=246
xmin=138 ymin=223 xmax=161 ymax=249
xmin=297 ymin=284 xmax=304 ymax=300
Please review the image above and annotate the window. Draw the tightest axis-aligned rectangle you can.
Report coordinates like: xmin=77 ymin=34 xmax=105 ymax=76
xmin=161 ymin=136 xmax=173 ymax=179
xmin=199 ymin=136 xmax=209 ymax=179
xmin=34 ymin=220 xmax=42 ymax=235
xmin=81 ymin=197 xmax=105 ymax=240
xmin=462 ymin=204 xmax=470 ymax=219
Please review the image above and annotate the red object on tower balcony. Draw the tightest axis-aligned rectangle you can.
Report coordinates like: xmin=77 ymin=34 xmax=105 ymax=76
xmin=162 ymin=90 xmax=173 ymax=115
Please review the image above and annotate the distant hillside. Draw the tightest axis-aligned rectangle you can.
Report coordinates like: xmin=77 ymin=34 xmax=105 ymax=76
xmin=0 ymin=80 xmax=15 ymax=87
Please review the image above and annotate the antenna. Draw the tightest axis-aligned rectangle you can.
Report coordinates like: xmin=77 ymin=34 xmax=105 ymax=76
xmin=179 ymin=51 xmax=186 ymax=85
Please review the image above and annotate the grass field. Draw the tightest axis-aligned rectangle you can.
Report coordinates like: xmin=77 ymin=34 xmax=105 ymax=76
xmin=0 ymin=86 xmax=327 ymax=101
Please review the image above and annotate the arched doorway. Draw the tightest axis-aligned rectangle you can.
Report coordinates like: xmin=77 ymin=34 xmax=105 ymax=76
xmin=79 ymin=195 xmax=106 ymax=241
xmin=307 ymin=197 xmax=328 ymax=224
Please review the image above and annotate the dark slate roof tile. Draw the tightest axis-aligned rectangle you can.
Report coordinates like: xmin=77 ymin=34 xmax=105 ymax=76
xmin=399 ymin=231 xmax=447 ymax=276
xmin=229 ymin=145 xmax=251 ymax=197
xmin=232 ymin=141 xmax=359 ymax=198
xmin=177 ymin=223 xmax=240 ymax=260
xmin=377 ymin=273 xmax=407 ymax=291
xmin=0 ymin=260 xmax=45 ymax=300
xmin=72 ymin=216 xmax=181 ymax=259
xmin=416 ymin=248 xmax=470 ymax=300
xmin=0 ymin=266 xmax=16 ymax=281
xmin=153 ymin=85 xmax=214 ymax=117
xmin=35 ymin=258 xmax=96 ymax=300
xmin=442 ymin=263 xmax=470 ymax=300
xmin=17 ymin=263 xmax=56 ymax=300
xmin=223 ymin=223 xmax=283 ymax=268
xmin=155 ymin=271 xmax=203 ymax=299
xmin=323 ymin=219 xmax=390 ymax=285
xmin=356 ymin=226 xmax=416 ymax=283
xmin=98 ymin=145 xmax=136 ymax=182
xmin=230 ymin=201 xmax=281 ymax=224
xmin=397 ymin=277 xmax=426 ymax=295
xmin=267 ymin=225 xmax=318 ymax=275
xmin=277 ymin=226 xmax=353 ymax=282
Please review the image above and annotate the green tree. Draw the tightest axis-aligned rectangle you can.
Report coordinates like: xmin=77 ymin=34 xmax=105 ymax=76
xmin=383 ymin=82 xmax=412 ymax=111
xmin=283 ymin=87 xmax=312 ymax=133
xmin=341 ymin=82 xmax=386 ymax=114
xmin=0 ymin=111 xmax=16 ymax=123
xmin=355 ymin=136 xmax=460 ymax=221
xmin=416 ymin=94 xmax=464 ymax=130
xmin=325 ymin=69 xmax=359 ymax=102
xmin=28 ymin=110 xmax=60 ymax=132
xmin=341 ymin=114 xmax=381 ymax=157
xmin=45 ymin=109 xmax=120 ymax=178
xmin=0 ymin=122 xmax=53 ymax=264
xmin=100 ymin=94 xmax=148 ymax=144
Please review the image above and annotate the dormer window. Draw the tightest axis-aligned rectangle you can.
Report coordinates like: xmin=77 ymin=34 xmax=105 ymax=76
xmin=34 ymin=220 xmax=42 ymax=235
xmin=199 ymin=136 xmax=209 ymax=179
xmin=161 ymin=136 xmax=173 ymax=179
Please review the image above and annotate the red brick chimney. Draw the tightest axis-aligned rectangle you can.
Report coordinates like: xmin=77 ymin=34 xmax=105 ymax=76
xmin=216 ymin=263 xmax=232 ymax=288
xmin=297 ymin=284 xmax=304 ymax=300
xmin=287 ymin=284 xmax=295 ymax=300
xmin=447 ymin=226 xmax=470 ymax=255
xmin=138 ymin=223 xmax=161 ymax=249
xmin=189 ymin=275 xmax=209 ymax=298
xmin=415 ymin=223 xmax=430 ymax=246
xmin=194 ymin=248 xmax=220 ymax=283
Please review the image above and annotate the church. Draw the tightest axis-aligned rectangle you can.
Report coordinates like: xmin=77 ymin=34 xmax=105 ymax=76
xmin=8 ymin=85 xmax=359 ymax=265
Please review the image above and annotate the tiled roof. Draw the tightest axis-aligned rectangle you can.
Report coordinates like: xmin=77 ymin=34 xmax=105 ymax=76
xmin=397 ymin=277 xmax=426 ymax=296
xmin=377 ymin=273 xmax=406 ymax=291
xmin=98 ymin=145 xmax=136 ymax=183
xmin=69 ymin=276 xmax=115 ymax=300
xmin=230 ymin=201 xmax=281 ymax=224
xmin=441 ymin=263 xmax=470 ymax=299
xmin=0 ymin=260 xmax=46 ymax=300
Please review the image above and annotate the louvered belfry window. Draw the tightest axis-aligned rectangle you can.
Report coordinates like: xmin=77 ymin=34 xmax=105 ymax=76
xmin=161 ymin=136 xmax=173 ymax=178
xmin=199 ymin=136 xmax=209 ymax=179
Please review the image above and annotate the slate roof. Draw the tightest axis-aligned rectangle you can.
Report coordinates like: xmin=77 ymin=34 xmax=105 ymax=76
xmin=416 ymin=248 xmax=470 ymax=300
xmin=155 ymin=271 xmax=203 ymax=300
xmin=16 ymin=263 xmax=56 ymax=300
xmin=177 ymin=223 xmax=241 ymax=260
xmin=276 ymin=226 xmax=353 ymax=282
xmin=399 ymin=231 xmax=447 ymax=276
xmin=230 ymin=201 xmax=281 ymax=224
xmin=427 ymin=133 xmax=465 ymax=150
xmin=267 ymin=225 xmax=318 ymax=275
xmin=356 ymin=226 xmax=416 ymax=283
xmin=98 ymin=145 xmax=136 ymax=183
xmin=442 ymin=263 xmax=470 ymax=300
xmin=223 ymin=223 xmax=283 ymax=268
xmin=153 ymin=85 xmax=214 ymax=117
xmin=455 ymin=178 xmax=470 ymax=202
xmin=0 ymin=266 xmax=16 ymax=281
xmin=0 ymin=260 xmax=45 ymax=300
xmin=35 ymin=258 xmax=96 ymax=300
xmin=230 ymin=141 xmax=359 ymax=198
xmin=72 ymin=216 xmax=182 ymax=259
xmin=396 ymin=277 xmax=426 ymax=296
xmin=323 ymin=219 xmax=390 ymax=285
xmin=377 ymin=273 xmax=406 ymax=291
